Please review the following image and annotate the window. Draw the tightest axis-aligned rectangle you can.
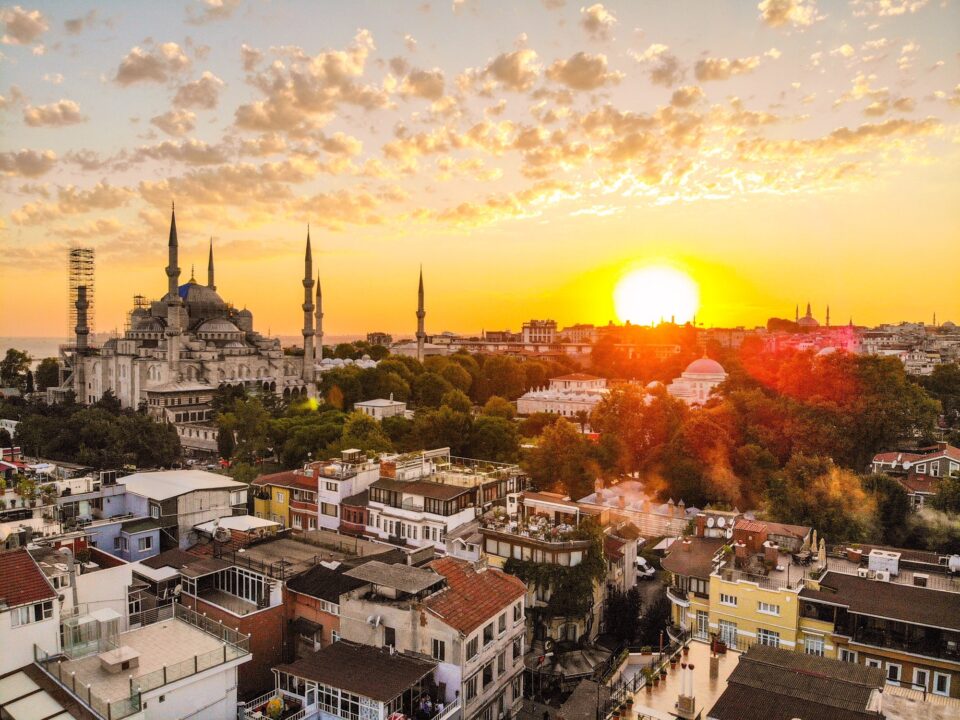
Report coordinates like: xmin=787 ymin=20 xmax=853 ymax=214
xmin=120 ymin=537 xmax=128 ymax=551
xmin=129 ymin=597 xmax=142 ymax=617
xmin=933 ymin=672 xmax=951 ymax=697
xmin=432 ymin=639 xmax=446 ymax=661
xmin=293 ymin=514 xmax=303 ymax=529
xmin=482 ymin=662 xmax=493 ymax=689
xmin=512 ymin=636 xmax=522 ymax=662
xmin=321 ymin=503 xmax=337 ymax=517
xmin=320 ymin=599 xmax=339 ymax=616
xmin=150 ymin=505 xmax=160 ymax=519
xmin=308 ymin=517 xmax=316 ymax=531
xmin=719 ymin=593 xmax=737 ymax=607
xmin=276 ymin=491 xmax=285 ymax=503
xmin=326 ymin=481 xmax=337 ymax=492
xmin=718 ymin=620 xmax=737 ymax=647
xmin=331 ymin=630 xmax=341 ymax=643
xmin=384 ymin=626 xmax=396 ymax=649
xmin=482 ymin=623 xmax=496 ymax=646
xmin=839 ymin=649 xmax=857 ymax=663
xmin=865 ymin=658 xmax=882 ymax=669
xmin=497 ymin=651 xmax=505 ymax=675
xmin=138 ymin=536 xmax=153 ymax=552
xmin=52 ymin=575 xmax=69 ymax=590
xmin=758 ymin=601 xmax=780 ymax=616
xmin=498 ymin=613 xmax=506 ymax=635
xmin=113 ymin=537 xmax=121 ymax=550
xmin=886 ymin=663 xmax=902 ymax=684
xmin=804 ymin=636 xmax=824 ymax=656
xmin=513 ymin=601 xmax=523 ymax=623
xmin=913 ymin=668 xmax=929 ymax=691
xmin=466 ymin=636 xmax=479 ymax=660
xmin=11 ymin=600 xmax=53 ymax=628
xmin=465 ymin=675 xmax=478 ymax=702
xmin=758 ymin=629 xmax=780 ymax=648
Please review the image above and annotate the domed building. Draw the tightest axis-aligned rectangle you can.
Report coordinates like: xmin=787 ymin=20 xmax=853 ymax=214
xmin=796 ymin=302 xmax=822 ymax=331
xmin=667 ymin=357 xmax=728 ymax=405
xmin=60 ymin=207 xmax=326 ymax=417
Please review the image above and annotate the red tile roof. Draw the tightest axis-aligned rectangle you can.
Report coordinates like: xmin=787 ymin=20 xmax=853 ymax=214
xmin=604 ymin=536 xmax=626 ymax=559
xmin=253 ymin=469 xmax=317 ymax=491
xmin=425 ymin=557 xmax=526 ymax=635
xmin=0 ymin=548 xmax=56 ymax=609
xmin=896 ymin=474 xmax=940 ymax=495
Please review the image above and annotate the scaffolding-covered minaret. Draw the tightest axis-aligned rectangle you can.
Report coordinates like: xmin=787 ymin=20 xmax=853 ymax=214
xmin=67 ymin=246 xmax=95 ymax=338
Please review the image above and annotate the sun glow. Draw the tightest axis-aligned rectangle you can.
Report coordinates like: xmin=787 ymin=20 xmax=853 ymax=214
xmin=614 ymin=266 xmax=700 ymax=326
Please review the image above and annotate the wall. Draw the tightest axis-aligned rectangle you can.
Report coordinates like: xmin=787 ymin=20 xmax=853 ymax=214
xmin=285 ymin=588 xmax=341 ymax=649
xmin=140 ymin=657 xmax=244 ymax=720
xmin=0 ymin=604 xmax=59 ymax=674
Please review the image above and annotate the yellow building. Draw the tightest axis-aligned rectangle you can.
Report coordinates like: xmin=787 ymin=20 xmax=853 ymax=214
xmin=252 ymin=469 xmax=295 ymax=527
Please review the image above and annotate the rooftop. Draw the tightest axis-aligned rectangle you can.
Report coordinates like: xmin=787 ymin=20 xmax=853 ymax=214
xmin=286 ymin=550 xmax=407 ymax=602
xmin=661 ymin=537 xmax=725 ymax=580
xmin=344 ymin=560 xmax=443 ymax=595
xmin=0 ymin=548 xmax=56 ymax=609
xmin=119 ymin=470 xmax=243 ymax=501
xmin=371 ymin=477 xmax=474 ymax=501
xmin=274 ymin=640 xmax=436 ymax=703
xmin=424 ymin=557 xmax=526 ymax=634
xmin=193 ymin=515 xmax=280 ymax=534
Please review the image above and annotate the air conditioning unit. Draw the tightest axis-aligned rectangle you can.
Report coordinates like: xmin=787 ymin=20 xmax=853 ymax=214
xmin=857 ymin=568 xmax=870 ymax=578
xmin=913 ymin=573 xmax=928 ymax=588
xmin=874 ymin=570 xmax=890 ymax=582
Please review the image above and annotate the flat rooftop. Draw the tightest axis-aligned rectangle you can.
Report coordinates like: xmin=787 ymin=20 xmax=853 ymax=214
xmin=59 ymin=618 xmax=228 ymax=702
xmin=344 ymin=560 xmax=442 ymax=595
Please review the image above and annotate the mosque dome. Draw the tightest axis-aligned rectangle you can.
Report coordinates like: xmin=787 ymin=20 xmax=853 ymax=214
xmin=645 ymin=380 xmax=664 ymax=390
xmin=197 ymin=318 xmax=242 ymax=335
xmin=180 ymin=279 xmax=227 ymax=317
xmin=685 ymin=358 xmax=725 ymax=375
xmin=943 ymin=321 xmax=956 ymax=329
xmin=237 ymin=308 xmax=253 ymax=318
xmin=134 ymin=316 xmax=165 ymax=332
xmin=816 ymin=346 xmax=837 ymax=357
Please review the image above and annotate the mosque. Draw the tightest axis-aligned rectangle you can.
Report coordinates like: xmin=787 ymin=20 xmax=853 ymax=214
xmin=666 ymin=356 xmax=728 ymax=405
xmin=58 ymin=206 xmax=429 ymax=411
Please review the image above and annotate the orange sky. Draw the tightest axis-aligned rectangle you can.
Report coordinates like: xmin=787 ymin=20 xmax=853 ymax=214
xmin=1 ymin=1 xmax=959 ymax=338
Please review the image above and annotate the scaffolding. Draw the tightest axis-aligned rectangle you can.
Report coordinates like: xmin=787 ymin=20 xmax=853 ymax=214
xmin=67 ymin=246 xmax=95 ymax=336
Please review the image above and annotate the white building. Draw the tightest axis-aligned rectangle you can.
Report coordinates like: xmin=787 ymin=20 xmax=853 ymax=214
xmin=354 ymin=397 xmax=407 ymax=420
xmin=667 ymin=357 xmax=728 ymax=405
xmin=0 ymin=548 xmax=59 ymax=675
xmin=516 ymin=373 xmax=608 ymax=426
xmin=521 ymin=319 xmax=557 ymax=344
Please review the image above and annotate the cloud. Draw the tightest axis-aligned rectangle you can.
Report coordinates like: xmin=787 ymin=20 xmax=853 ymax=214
xmin=64 ymin=9 xmax=97 ymax=35
xmin=150 ymin=109 xmax=197 ymax=136
xmin=851 ymin=0 xmax=928 ymax=17
xmin=239 ymin=133 xmax=288 ymax=157
xmin=173 ymin=71 xmax=225 ymax=109
xmin=234 ymin=29 xmax=389 ymax=135
xmin=632 ymin=44 xmax=683 ymax=87
xmin=289 ymin=187 xmax=386 ymax=230
xmin=579 ymin=4 xmax=617 ymax=41
xmin=23 ymin=99 xmax=86 ymax=127
xmin=546 ymin=52 xmax=622 ymax=90
xmin=130 ymin=138 xmax=228 ymax=165
xmin=1 ymin=5 xmax=48 ymax=45
xmin=186 ymin=0 xmax=241 ymax=25
xmin=483 ymin=48 xmax=541 ymax=92
xmin=404 ymin=34 xmax=417 ymax=52
xmin=541 ymin=0 xmax=565 ymax=7
xmin=115 ymin=43 xmax=191 ymax=85
xmin=11 ymin=181 xmax=134 ymax=224
xmin=694 ymin=56 xmax=761 ymax=82
xmin=831 ymin=44 xmax=855 ymax=58
xmin=399 ymin=67 xmax=445 ymax=100
xmin=56 ymin=217 xmax=123 ymax=239
xmin=670 ymin=85 xmax=705 ymax=108
xmin=41 ymin=72 xmax=63 ymax=84
xmin=0 ymin=148 xmax=56 ymax=177
xmin=430 ymin=180 xmax=575 ymax=227
xmin=757 ymin=0 xmax=820 ymax=28
xmin=240 ymin=43 xmax=262 ymax=71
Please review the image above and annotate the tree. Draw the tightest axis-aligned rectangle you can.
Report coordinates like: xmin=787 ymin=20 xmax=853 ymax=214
xmin=0 ymin=349 xmax=30 ymax=391
xmin=270 ymin=408 xmax=346 ymax=467
xmin=482 ymin=396 xmax=516 ymax=420
xmin=412 ymin=407 xmax=473 ymax=456
xmin=932 ymin=472 xmax=960 ymax=514
xmin=522 ymin=418 xmax=596 ymax=500
xmin=605 ymin=587 xmax=642 ymax=642
xmin=35 ymin=358 xmax=60 ymax=391
xmin=382 ymin=415 xmax=415 ymax=452
xmin=637 ymin=596 xmax=672 ymax=647
xmin=862 ymin=473 xmax=912 ymax=546
xmin=469 ymin=416 xmax=519 ymax=462
xmin=0 ymin=428 xmax=12 ymax=447
xmin=217 ymin=396 xmax=272 ymax=463
xmin=339 ymin=412 xmax=393 ymax=454
xmin=440 ymin=363 xmax=472 ymax=394
xmin=440 ymin=389 xmax=472 ymax=414
xmin=24 ymin=371 xmax=34 ymax=394
xmin=473 ymin=355 xmax=526 ymax=403
xmin=922 ymin=363 xmax=960 ymax=427
xmin=519 ymin=412 xmax=559 ymax=439
xmin=412 ymin=372 xmax=454 ymax=408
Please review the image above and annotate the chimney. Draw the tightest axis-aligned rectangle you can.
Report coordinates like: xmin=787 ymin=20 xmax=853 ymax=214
xmin=677 ymin=662 xmax=696 ymax=719
xmin=618 ymin=495 xmax=626 ymax=509
xmin=763 ymin=540 xmax=779 ymax=566
xmin=380 ymin=460 xmax=397 ymax=479
xmin=734 ymin=541 xmax=748 ymax=562
xmin=695 ymin=513 xmax=706 ymax=538
xmin=681 ymin=538 xmax=693 ymax=553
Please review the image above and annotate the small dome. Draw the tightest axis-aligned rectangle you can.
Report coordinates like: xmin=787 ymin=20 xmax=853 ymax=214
xmin=685 ymin=358 xmax=725 ymax=375
xmin=646 ymin=380 xmax=664 ymax=390
xmin=942 ymin=321 xmax=956 ymax=329
xmin=237 ymin=308 xmax=253 ymax=318
xmin=134 ymin=316 xmax=165 ymax=331
xmin=816 ymin=346 xmax=837 ymax=357
xmin=197 ymin=318 xmax=241 ymax=334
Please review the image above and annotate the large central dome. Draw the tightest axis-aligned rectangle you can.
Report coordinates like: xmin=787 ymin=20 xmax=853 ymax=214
xmin=180 ymin=279 xmax=228 ymax=321
xmin=685 ymin=358 xmax=725 ymax=375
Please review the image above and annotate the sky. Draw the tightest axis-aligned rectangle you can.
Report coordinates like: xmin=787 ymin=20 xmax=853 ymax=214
xmin=0 ymin=0 xmax=958 ymax=339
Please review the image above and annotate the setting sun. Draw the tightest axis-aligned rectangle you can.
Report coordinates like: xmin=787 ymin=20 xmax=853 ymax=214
xmin=614 ymin=266 xmax=700 ymax=326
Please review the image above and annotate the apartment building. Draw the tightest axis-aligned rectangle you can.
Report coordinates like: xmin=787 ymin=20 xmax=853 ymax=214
xmin=0 ymin=548 xmax=59 ymax=674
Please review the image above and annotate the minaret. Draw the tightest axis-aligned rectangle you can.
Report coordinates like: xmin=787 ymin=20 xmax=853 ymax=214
xmin=795 ymin=304 xmax=799 ymax=323
xmin=805 ymin=301 xmax=812 ymax=319
xmin=207 ymin=237 xmax=216 ymax=290
xmin=826 ymin=305 xmax=830 ymax=327
xmin=416 ymin=265 xmax=426 ymax=363
xmin=165 ymin=203 xmax=182 ymax=375
xmin=315 ymin=271 xmax=323 ymax=362
xmin=301 ymin=227 xmax=316 ymax=382
xmin=73 ymin=285 xmax=89 ymax=399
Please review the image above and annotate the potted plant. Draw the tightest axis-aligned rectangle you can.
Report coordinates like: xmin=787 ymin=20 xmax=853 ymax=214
xmin=264 ymin=696 xmax=283 ymax=720
xmin=682 ymin=644 xmax=689 ymax=656
xmin=670 ymin=656 xmax=677 ymax=668
xmin=641 ymin=646 xmax=652 ymax=656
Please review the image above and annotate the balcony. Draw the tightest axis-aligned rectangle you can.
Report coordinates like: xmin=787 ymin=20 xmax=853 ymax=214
xmin=846 ymin=623 xmax=960 ymax=663
xmin=666 ymin=585 xmax=691 ymax=608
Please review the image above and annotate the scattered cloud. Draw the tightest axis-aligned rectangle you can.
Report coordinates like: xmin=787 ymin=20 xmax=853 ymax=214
xmin=547 ymin=52 xmax=622 ymax=90
xmin=579 ymin=4 xmax=617 ymax=42
xmin=173 ymin=71 xmax=225 ymax=109
xmin=670 ymin=85 xmax=705 ymax=108
xmin=41 ymin=72 xmax=63 ymax=84
xmin=186 ymin=0 xmax=241 ymax=25
xmin=399 ymin=67 xmax=445 ymax=100
xmin=694 ymin=56 xmax=762 ymax=82
xmin=1 ymin=5 xmax=48 ymax=45
xmin=240 ymin=43 xmax=262 ymax=71
xmin=483 ymin=48 xmax=541 ymax=92
xmin=0 ymin=148 xmax=56 ymax=177
xmin=115 ymin=43 xmax=191 ymax=85
xmin=851 ymin=0 xmax=929 ymax=17
xmin=63 ymin=9 xmax=97 ymax=35
xmin=23 ymin=99 xmax=85 ymax=127
xmin=757 ymin=0 xmax=821 ymax=28
xmin=632 ymin=44 xmax=683 ymax=87
xmin=404 ymin=34 xmax=417 ymax=52
xmin=150 ymin=109 xmax=197 ymax=136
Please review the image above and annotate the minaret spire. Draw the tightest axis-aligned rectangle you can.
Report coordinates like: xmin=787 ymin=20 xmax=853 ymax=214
xmin=315 ymin=271 xmax=323 ymax=362
xmin=207 ymin=237 xmax=215 ymax=290
xmin=795 ymin=304 xmax=799 ymax=323
xmin=165 ymin=202 xmax=182 ymax=376
xmin=416 ymin=265 xmax=426 ymax=363
xmin=166 ymin=202 xmax=180 ymax=300
xmin=826 ymin=305 xmax=830 ymax=327
xmin=805 ymin=301 xmax=812 ymax=318
xmin=301 ymin=226 xmax=315 ymax=382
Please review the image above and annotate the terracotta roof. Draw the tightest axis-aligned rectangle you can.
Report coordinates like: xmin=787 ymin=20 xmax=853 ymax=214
xmin=800 ymin=570 xmax=960 ymax=631
xmin=253 ymin=469 xmax=317 ymax=491
xmin=896 ymin=474 xmax=940 ymax=495
xmin=0 ymin=548 xmax=56 ymax=609
xmin=275 ymin=640 xmax=436 ymax=703
xmin=604 ymin=536 xmax=625 ymax=559
xmin=661 ymin=537 xmax=724 ymax=579
xmin=424 ymin=557 xmax=526 ymax=635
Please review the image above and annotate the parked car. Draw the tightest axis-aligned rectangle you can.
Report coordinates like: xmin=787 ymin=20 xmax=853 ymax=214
xmin=636 ymin=556 xmax=656 ymax=580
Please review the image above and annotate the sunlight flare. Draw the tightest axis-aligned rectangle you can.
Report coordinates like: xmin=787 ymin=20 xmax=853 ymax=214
xmin=614 ymin=265 xmax=699 ymax=325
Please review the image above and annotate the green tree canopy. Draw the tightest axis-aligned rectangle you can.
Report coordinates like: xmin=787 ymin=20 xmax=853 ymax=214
xmin=482 ymin=396 xmax=516 ymax=420
xmin=522 ymin=418 xmax=596 ymax=500
xmin=35 ymin=358 xmax=59 ymax=391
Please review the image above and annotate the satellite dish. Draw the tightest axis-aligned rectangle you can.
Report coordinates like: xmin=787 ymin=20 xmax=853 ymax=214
xmin=717 ymin=517 xmax=726 ymax=528
xmin=902 ymin=461 xmax=912 ymax=470
xmin=213 ymin=526 xmax=231 ymax=544
xmin=706 ymin=517 xmax=715 ymax=528
xmin=725 ymin=527 xmax=733 ymax=539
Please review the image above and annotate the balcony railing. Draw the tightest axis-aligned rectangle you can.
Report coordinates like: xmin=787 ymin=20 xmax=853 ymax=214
xmin=665 ymin=585 xmax=690 ymax=607
xmin=845 ymin=626 xmax=960 ymax=662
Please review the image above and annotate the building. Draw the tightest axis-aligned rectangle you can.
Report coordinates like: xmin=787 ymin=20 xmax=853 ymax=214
xmin=521 ymin=320 xmax=557 ymax=344
xmin=337 ymin=556 xmax=527 ymax=720
xmin=354 ymin=397 xmax=407 ymax=420
xmin=145 ymin=381 xmax=218 ymax=454
xmin=52 ymin=210 xmax=320 ymax=409
xmin=870 ymin=442 xmax=960 ymax=508
xmin=577 ymin=479 xmax=696 ymax=539
xmin=667 ymin=357 xmax=728 ymax=405
xmin=239 ymin=640 xmax=450 ymax=720
xmin=796 ymin=302 xmax=822 ymax=331
xmin=35 ymin=600 xmax=251 ymax=720
xmin=366 ymin=331 xmax=393 ymax=346
xmin=118 ymin=470 xmax=248 ymax=550
xmin=366 ymin=449 xmax=525 ymax=551
xmin=0 ymin=548 xmax=59 ymax=675
xmin=708 ymin=644 xmax=885 ymax=720
xmin=516 ymin=373 xmax=609 ymax=427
